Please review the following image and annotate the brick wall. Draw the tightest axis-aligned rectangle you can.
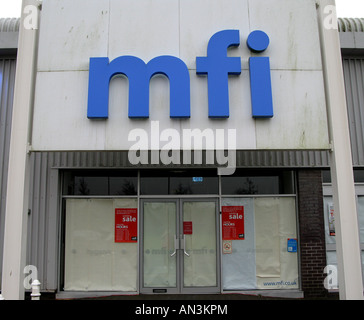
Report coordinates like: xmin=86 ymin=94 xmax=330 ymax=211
xmin=297 ymin=170 xmax=328 ymax=298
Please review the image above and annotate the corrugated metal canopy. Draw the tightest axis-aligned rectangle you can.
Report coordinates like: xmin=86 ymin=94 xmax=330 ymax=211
xmin=0 ymin=18 xmax=20 ymax=33
xmin=338 ymin=18 xmax=364 ymax=32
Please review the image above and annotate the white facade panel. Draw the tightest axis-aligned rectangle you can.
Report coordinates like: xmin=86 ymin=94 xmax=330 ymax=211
xmin=256 ymin=70 xmax=329 ymax=149
xmin=32 ymin=71 xmax=107 ymax=150
xmin=248 ymin=0 xmax=323 ymax=71
xmin=179 ymin=0 xmax=250 ymax=69
xmin=109 ymin=0 xmax=180 ymax=62
xmin=31 ymin=0 xmax=330 ymax=151
xmin=37 ymin=0 xmax=110 ymax=72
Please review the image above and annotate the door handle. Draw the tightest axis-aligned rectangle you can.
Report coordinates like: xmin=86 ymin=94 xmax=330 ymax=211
xmin=170 ymin=235 xmax=189 ymax=257
xmin=182 ymin=236 xmax=190 ymax=257
xmin=170 ymin=235 xmax=179 ymax=257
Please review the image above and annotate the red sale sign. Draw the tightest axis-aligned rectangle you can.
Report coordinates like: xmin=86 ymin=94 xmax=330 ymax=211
xmin=115 ymin=208 xmax=138 ymax=243
xmin=222 ymin=206 xmax=244 ymax=240
xmin=183 ymin=221 xmax=193 ymax=235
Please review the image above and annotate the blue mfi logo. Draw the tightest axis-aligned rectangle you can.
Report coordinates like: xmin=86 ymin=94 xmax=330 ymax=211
xmin=87 ymin=30 xmax=273 ymax=120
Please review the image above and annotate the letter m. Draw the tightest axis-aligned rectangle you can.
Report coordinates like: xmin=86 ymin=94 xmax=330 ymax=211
xmin=87 ymin=55 xmax=191 ymax=119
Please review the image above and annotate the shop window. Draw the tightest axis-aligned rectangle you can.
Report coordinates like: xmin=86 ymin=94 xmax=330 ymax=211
xmin=109 ymin=177 xmax=138 ymax=195
xmin=354 ymin=170 xmax=364 ymax=183
xmin=63 ymin=198 xmax=138 ymax=291
xmin=323 ymin=195 xmax=364 ymax=288
xmin=140 ymin=170 xmax=219 ymax=195
xmin=221 ymin=197 xmax=298 ymax=290
xmin=74 ymin=176 xmax=108 ymax=195
xmin=169 ymin=176 xmax=218 ymax=195
xmin=140 ymin=177 xmax=169 ymax=195
xmin=63 ymin=170 xmax=138 ymax=196
xmin=221 ymin=170 xmax=294 ymax=195
xmin=322 ymin=169 xmax=364 ymax=183
xmin=222 ymin=176 xmax=279 ymax=195
xmin=322 ymin=170 xmax=331 ymax=183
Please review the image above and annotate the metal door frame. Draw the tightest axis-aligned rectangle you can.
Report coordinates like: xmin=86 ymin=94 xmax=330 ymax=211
xmin=139 ymin=198 xmax=220 ymax=294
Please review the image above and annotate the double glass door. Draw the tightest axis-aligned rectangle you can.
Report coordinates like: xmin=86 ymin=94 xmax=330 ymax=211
xmin=140 ymin=199 xmax=220 ymax=294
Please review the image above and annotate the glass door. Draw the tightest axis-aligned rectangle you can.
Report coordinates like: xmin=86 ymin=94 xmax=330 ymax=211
xmin=181 ymin=199 xmax=220 ymax=293
xmin=141 ymin=200 xmax=179 ymax=294
xmin=140 ymin=199 xmax=220 ymax=294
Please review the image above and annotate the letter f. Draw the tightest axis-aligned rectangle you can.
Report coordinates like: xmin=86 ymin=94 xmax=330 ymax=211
xmin=196 ymin=30 xmax=241 ymax=118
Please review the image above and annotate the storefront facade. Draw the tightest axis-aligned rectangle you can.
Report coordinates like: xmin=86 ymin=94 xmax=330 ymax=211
xmin=59 ymin=168 xmax=298 ymax=296
xmin=0 ymin=1 xmax=363 ymax=299
xmin=16 ymin=150 xmax=329 ymax=298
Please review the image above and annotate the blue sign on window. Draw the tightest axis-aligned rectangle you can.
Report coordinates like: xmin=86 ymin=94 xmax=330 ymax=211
xmin=287 ymin=238 xmax=298 ymax=253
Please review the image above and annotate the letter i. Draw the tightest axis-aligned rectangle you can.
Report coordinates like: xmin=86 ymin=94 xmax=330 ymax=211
xmin=247 ymin=31 xmax=273 ymax=118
